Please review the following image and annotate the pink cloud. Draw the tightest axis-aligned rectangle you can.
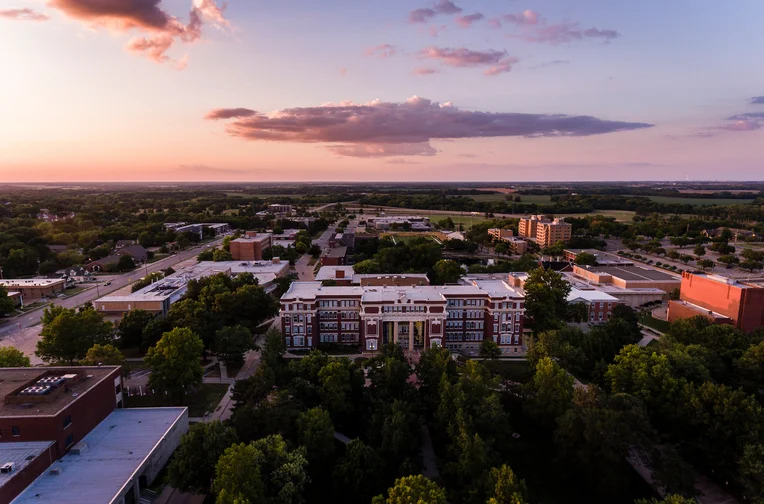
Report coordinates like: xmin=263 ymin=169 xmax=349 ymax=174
xmin=409 ymin=0 xmax=461 ymax=23
xmin=419 ymin=46 xmax=506 ymax=67
xmin=413 ymin=67 xmax=439 ymax=75
xmin=364 ymin=44 xmax=396 ymax=58
xmin=429 ymin=24 xmax=446 ymax=37
xmin=512 ymin=21 xmax=620 ymax=45
xmin=486 ymin=18 xmax=502 ymax=29
xmin=418 ymin=46 xmax=516 ymax=75
xmin=205 ymin=95 xmax=653 ymax=158
xmin=46 ymin=0 xmax=229 ymax=66
xmin=503 ymin=10 xmax=539 ymax=25
xmin=0 ymin=8 xmax=49 ymax=21
xmin=455 ymin=12 xmax=484 ymax=28
xmin=205 ymin=108 xmax=256 ymax=120
xmin=721 ymin=120 xmax=761 ymax=132
xmin=339 ymin=67 xmax=348 ymax=76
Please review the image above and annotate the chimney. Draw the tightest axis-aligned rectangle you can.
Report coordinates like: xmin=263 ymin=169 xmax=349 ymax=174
xmin=336 ymin=269 xmax=345 ymax=279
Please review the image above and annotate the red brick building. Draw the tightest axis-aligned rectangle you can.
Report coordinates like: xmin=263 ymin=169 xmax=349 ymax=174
xmin=279 ymin=276 xmax=526 ymax=355
xmin=668 ymin=272 xmax=764 ymax=332
xmin=0 ymin=367 xmax=122 ymax=461
xmin=230 ymin=233 xmax=272 ymax=261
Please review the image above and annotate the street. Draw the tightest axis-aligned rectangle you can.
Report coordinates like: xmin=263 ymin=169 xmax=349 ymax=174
xmin=294 ymin=227 xmax=335 ymax=281
xmin=0 ymin=237 xmax=224 ymax=360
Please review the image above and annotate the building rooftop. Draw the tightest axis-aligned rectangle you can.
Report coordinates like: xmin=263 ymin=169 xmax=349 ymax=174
xmin=568 ymin=287 xmax=620 ymax=303
xmin=13 ymin=408 xmax=187 ymax=504
xmin=576 ymin=265 xmax=679 ymax=282
xmin=0 ymin=441 xmax=55 ymax=490
xmin=0 ymin=279 xmax=65 ymax=288
xmin=321 ymin=246 xmax=347 ymax=258
xmin=232 ymin=234 xmax=272 ymax=244
xmin=315 ymin=266 xmax=355 ymax=282
xmin=688 ymin=272 xmax=764 ymax=289
xmin=0 ymin=367 xmax=119 ymax=418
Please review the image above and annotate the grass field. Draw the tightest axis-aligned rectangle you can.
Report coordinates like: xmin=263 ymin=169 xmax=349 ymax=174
xmin=469 ymin=194 xmax=552 ymax=204
xmin=125 ymin=383 xmax=230 ymax=417
xmin=384 ymin=234 xmax=441 ymax=245
xmin=638 ymin=195 xmax=754 ymax=206
xmin=433 ymin=213 xmax=491 ymax=227
xmin=467 ymin=193 xmax=513 ymax=202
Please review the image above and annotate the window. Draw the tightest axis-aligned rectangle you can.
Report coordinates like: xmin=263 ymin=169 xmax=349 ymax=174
xmin=285 ymin=337 xmax=291 ymax=347
xmin=65 ymin=434 xmax=74 ymax=448
xmin=115 ymin=384 xmax=122 ymax=394
xmin=63 ymin=415 xmax=72 ymax=428
xmin=11 ymin=426 xmax=19 ymax=437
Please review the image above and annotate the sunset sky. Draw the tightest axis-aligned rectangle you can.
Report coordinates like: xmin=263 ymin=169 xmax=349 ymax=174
xmin=2 ymin=0 xmax=763 ymax=182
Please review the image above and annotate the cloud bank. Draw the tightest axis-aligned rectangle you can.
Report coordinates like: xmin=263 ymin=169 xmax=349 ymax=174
xmin=206 ymin=96 xmax=653 ymax=158
xmin=46 ymin=0 xmax=229 ymax=66
xmin=752 ymin=96 xmax=764 ymax=105
xmin=418 ymin=47 xmax=517 ymax=75
xmin=409 ymin=0 xmax=462 ymax=23
xmin=0 ymin=8 xmax=49 ymax=21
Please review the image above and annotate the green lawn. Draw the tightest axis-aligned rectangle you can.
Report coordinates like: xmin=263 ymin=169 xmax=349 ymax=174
xmin=557 ymin=210 xmax=637 ymax=222
xmin=639 ymin=313 xmax=671 ymax=333
xmin=124 ymin=383 xmax=230 ymax=417
xmin=512 ymin=194 xmax=553 ymax=204
xmin=468 ymin=193 xmax=513 ymax=202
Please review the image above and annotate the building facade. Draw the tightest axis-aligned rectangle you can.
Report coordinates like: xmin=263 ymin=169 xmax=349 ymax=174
xmin=518 ymin=215 xmax=572 ymax=247
xmin=0 ymin=279 xmax=65 ymax=303
xmin=230 ymin=233 xmax=272 ymax=261
xmin=279 ymin=278 xmax=526 ymax=354
xmin=667 ymin=272 xmax=764 ymax=332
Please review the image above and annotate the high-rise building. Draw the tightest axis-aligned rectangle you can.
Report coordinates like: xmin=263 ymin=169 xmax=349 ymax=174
xmin=518 ymin=215 xmax=572 ymax=247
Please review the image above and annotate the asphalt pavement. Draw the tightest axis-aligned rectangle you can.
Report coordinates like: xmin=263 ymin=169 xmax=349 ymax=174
xmin=0 ymin=237 xmax=224 ymax=342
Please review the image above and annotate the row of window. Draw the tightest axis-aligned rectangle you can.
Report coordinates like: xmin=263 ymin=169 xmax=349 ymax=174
xmin=447 ymin=299 xmax=485 ymax=307
xmin=498 ymin=335 xmax=521 ymax=345
xmin=497 ymin=323 xmax=521 ymax=333
xmin=382 ymin=305 xmax=428 ymax=313
xmin=319 ymin=311 xmax=359 ymax=320
xmin=285 ymin=326 xmax=312 ymax=335
xmin=287 ymin=314 xmax=311 ymax=323
xmin=446 ymin=310 xmax=485 ymax=319
xmin=287 ymin=336 xmax=312 ymax=347
xmin=285 ymin=303 xmax=311 ymax=311
xmin=319 ymin=299 xmax=359 ymax=308
xmin=496 ymin=313 xmax=521 ymax=322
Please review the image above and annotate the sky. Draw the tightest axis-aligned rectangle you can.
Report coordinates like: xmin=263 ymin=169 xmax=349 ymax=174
xmin=1 ymin=0 xmax=764 ymax=182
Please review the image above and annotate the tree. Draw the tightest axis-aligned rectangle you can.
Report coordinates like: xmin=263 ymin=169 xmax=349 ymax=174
xmin=667 ymin=249 xmax=680 ymax=260
xmin=0 ymin=286 xmax=14 ymax=317
xmin=679 ymin=254 xmax=693 ymax=265
xmin=523 ymin=357 xmax=574 ymax=427
xmin=486 ymin=464 xmax=529 ymax=504
xmin=556 ymin=387 xmax=656 ymax=496
xmin=213 ymin=248 xmax=233 ymax=261
xmin=333 ymin=439 xmax=384 ymax=504
xmin=214 ymin=325 xmax=252 ymax=364
xmin=693 ymin=244 xmax=706 ymax=258
xmin=117 ymin=254 xmax=135 ymax=271
xmin=372 ymin=475 xmax=447 ymax=504
xmin=296 ymin=407 xmax=335 ymax=471
xmin=740 ymin=260 xmax=763 ymax=272
xmin=213 ymin=435 xmax=309 ymax=504
xmin=36 ymin=307 xmax=112 ymax=365
xmin=145 ymin=327 xmax=204 ymax=404
xmin=168 ymin=420 xmax=238 ymax=495
xmin=738 ymin=443 xmax=764 ymax=503
xmin=479 ymin=339 xmax=502 ymax=360
xmin=117 ymin=309 xmax=155 ymax=349
xmin=634 ymin=497 xmax=698 ymax=504
xmin=574 ymin=252 xmax=597 ymax=266
xmin=523 ymin=267 xmax=571 ymax=333
xmin=416 ymin=345 xmax=458 ymax=412
xmin=81 ymin=343 xmax=124 ymax=366
xmin=433 ymin=259 xmax=462 ymax=284
xmin=741 ymin=248 xmax=764 ymax=262
xmin=0 ymin=347 xmax=30 ymax=367
xmin=718 ymin=254 xmax=739 ymax=267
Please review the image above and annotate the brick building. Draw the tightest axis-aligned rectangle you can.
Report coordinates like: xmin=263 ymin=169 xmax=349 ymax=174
xmin=488 ymin=229 xmax=528 ymax=254
xmin=320 ymin=246 xmax=348 ymax=266
xmin=567 ymin=288 xmax=621 ymax=324
xmin=572 ymin=265 xmax=681 ymax=296
xmin=518 ymin=215 xmax=572 ymax=248
xmin=0 ymin=279 xmax=66 ymax=303
xmin=279 ymin=276 xmax=526 ymax=355
xmin=667 ymin=272 xmax=764 ymax=332
xmin=0 ymin=367 xmax=122 ymax=462
xmin=229 ymin=233 xmax=272 ymax=261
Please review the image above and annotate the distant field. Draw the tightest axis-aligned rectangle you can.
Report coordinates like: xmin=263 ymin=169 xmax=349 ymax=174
xmin=383 ymin=233 xmax=441 ymax=245
xmin=468 ymin=193 xmax=512 ymax=202
xmin=637 ymin=195 xmax=754 ymax=206
xmin=434 ymin=214 xmax=491 ymax=228
xmin=557 ymin=210 xmax=636 ymax=222
xmin=513 ymin=194 xmax=553 ymax=204
xmin=223 ymin=192 xmax=301 ymax=199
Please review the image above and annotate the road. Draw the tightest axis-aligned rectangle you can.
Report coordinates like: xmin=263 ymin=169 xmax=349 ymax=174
xmin=0 ymin=237 xmax=224 ymax=350
xmin=294 ymin=228 xmax=336 ymax=281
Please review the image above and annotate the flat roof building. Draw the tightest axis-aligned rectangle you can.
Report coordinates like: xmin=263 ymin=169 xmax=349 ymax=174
xmin=0 ymin=367 xmax=123 ymax=461
xmin=368 ymin=216 xmax=431 ymax=231
xmin=230 ymin=233 xmax=272 ymax=261
xmin=315 ymin=266 xmax=430 ymax=287
xmin=572 ymin=264 xmax=681 ymax=295
xmin=94 ymin=259 xmax=288 ymax=319
xmin=0 ymin=279 xmax=66 ymax=303
xmin=667 ymin=272 xmax=764 ymax=332
xmin=518 ymin=215 xmax=572 ymax=248
xmin=0 ymin=442 xmax=56 ymax=504
xmin=320 ymin=246 xmax=348 ymax=266
xmin=563 ymin=249 xmax=634 ymax=266
xmin=12 ymin=407 xmax=188 ymax=504
xmin=280 ymin=277 xmax=526 ymax=355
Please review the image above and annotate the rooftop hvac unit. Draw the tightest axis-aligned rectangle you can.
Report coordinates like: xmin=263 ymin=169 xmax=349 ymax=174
xmin=49 ymin=467 xmax=62 ymax=475
xmin=69 ymin=442 xmax=88 ymax=455
xmin=0 ymin=463 xmax=15 ymax=473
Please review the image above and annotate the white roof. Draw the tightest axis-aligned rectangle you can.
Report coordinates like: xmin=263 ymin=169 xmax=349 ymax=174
xmin=13 ymin=408 xmax=187 ymax=504
xmin=0 ymin=441 xmax=54 ymax=489
xmin=567 ymin=288 xmax=620 ymax=303
xmin=315 ymin=266 xmax=355 ymax=281
xmin=0 ymin=279 xmax=64 ymax=287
